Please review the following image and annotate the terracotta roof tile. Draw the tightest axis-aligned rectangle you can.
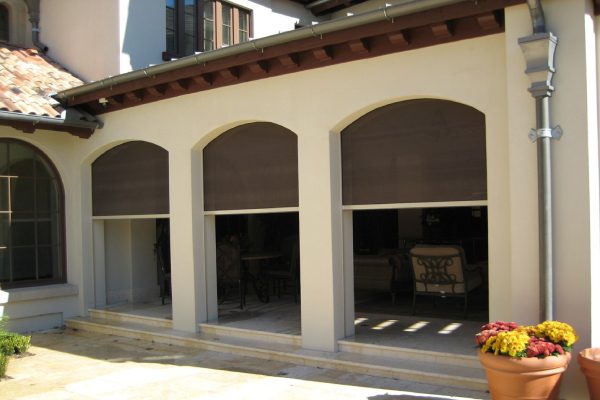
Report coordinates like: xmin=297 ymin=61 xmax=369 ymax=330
xmin=0 ymin=44 xmax=83 ymax=118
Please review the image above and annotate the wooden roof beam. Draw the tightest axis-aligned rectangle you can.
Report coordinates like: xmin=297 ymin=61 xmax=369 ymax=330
xmin=146 ymin=85 xmax=166 ymax=98
xmin=348 ymin=38 xmax=369 ymax=54
xmin=124 ymin=91 xmax=143 ymax=103
xmin=387 ymin=30 xmax=409 ymax=46
xmin=476 ymin=12 xmax=500 ymax=30
xmin=278 ymin=54 xmax=299 ymax=68
xmin=219 ymin=67 xmax=239 ymax=81
xmin=192 ymin=74 xmax=212 ymax=86
xmin=430 ymin=21 xmax=452 ymax=39
xmin=247 ymin=61 xmax=269 ymax=74
xmin=168 ymin=79 xmax=190 ymax=92
xmin=312 ymin=47 xmax=332 ymax=62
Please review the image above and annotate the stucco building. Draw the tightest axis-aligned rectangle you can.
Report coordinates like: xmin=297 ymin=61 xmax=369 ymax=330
xmin=0 ymin=0 xmax=598 ymax=397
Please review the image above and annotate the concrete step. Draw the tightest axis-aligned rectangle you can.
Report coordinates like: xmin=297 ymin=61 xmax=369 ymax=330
xmin=88 ymin=308 xmax=173 ymax=329
xmin=65 ymin=316 xmax=488 ymax=393
xmin=338 ymin=339 xmax=481 ymax=369
xmin=198 ymin=323 xmax=301 ymax=346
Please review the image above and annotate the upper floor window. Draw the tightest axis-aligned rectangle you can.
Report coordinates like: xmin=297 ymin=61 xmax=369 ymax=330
xmin=0 ymin=140 xmax=65 ymax=289
xmin=0 ymin=4 xmax=9 ymax=42
xmin=165 ymin=0 xmax=252 ymax=59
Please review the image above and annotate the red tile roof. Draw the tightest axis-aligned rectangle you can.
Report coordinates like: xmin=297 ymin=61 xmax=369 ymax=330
xmin=0 ymin=44 xmax=83 ymax=118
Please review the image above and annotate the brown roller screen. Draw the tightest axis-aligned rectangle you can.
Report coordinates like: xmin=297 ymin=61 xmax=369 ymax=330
xmin=203 ymin=122 xmax=298 ymax=211
xmin=342 ymin=99 xmax=486 ymax=205
xmin=92 ymin=141 xmax=169 ymax=216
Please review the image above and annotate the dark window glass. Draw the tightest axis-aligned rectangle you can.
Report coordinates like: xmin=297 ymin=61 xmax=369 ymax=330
xmin=0 ymin=142 xmax=8 ymax=175
xmin=11 ymin=178 xmax=35 ymax=213
xmin=37 ymin=246 xmax=53 ymax=279
xmin=12 ymin=222 xmax=35 ymax=246
xmin=166 ymin=0 xmax=251 ymax=56
xmin=239 ymin=9 xmax=249 ymax=42
xmin=221 ymin=3 xmax=231 ymax=46
xmin=9 ymin=145 xmax=34 ymax=177
xmin=183 ymin=0 xmax=197 ymax=55
xmin=12 ymin=248 xmax=35 ymax=281
xmin=203 ymin=0 xmax=215 ymax=51
xmin=37 ymin=221 xmax=51 ymax=245
xmin=0 ymin=178 xmax=8 ymax=212
xmin=0 ymin=140 xmax=64 ymax=288
xmin=166 ymin=0 xmax=176 ymax=54
xmin=0 ymin=5 xmax=8 ymax=42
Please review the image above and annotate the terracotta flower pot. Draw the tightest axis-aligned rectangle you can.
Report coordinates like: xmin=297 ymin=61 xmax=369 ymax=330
xmin=579 ymin=348 xmax=600 ymax=399
xmin=478 ymin=351 xmax=571 ymax=400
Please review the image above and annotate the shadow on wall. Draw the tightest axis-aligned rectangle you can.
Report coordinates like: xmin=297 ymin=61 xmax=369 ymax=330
xmin=122 ymin=0 xmax=163 ymax=70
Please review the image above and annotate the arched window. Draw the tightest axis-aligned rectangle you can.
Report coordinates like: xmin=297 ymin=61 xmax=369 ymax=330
xmin=0 ymin=4 xmax=8 ymax=42
xmin=0 ymin=140 xmax=65 ymax=288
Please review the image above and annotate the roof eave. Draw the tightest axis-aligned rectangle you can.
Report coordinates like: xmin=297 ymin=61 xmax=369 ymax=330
xmin=0 ymin=109 xmax=103 ymax=138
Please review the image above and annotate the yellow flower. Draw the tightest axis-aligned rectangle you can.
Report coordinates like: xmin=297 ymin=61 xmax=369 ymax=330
xmin=534 ymin=321 xmax=578 ymax=347
xmin=482 ymin=330 xmax=530 ymax=358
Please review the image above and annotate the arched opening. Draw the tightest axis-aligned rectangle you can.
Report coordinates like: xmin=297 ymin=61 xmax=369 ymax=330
xmin=0 ymin=139 xmax=65 ymax=288
xmin=341 ymin=99 xmax=488 ymax=349
xmin=202 ymin=122 xmax=300 ymax=334
xmin=91 ymin=141 xmax=170 ymax=308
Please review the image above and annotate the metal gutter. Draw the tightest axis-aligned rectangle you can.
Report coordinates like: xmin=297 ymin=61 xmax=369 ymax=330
xmin=0 ymin=109 xmax=103 ymax=136
xmin=54 ymin=0 xmax=465 ymax=104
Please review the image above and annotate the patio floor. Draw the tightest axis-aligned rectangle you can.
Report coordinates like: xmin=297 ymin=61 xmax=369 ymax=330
xmin=102 ymin=288 xmax=487 ymax=356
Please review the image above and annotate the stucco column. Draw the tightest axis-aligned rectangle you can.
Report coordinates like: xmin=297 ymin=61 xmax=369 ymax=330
xmin=168 ymin=145 xmax=207 ymax=332
xmin=297 ymin=129 xmax=345 ymax=352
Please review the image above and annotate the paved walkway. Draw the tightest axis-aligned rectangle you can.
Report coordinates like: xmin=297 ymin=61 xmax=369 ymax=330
xmin=2 ymin=329 xmax=488 ymax=400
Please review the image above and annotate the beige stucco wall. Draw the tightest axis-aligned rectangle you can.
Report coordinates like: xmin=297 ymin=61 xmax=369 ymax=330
xmin=41 ymin=0 xmax=121 ymax=82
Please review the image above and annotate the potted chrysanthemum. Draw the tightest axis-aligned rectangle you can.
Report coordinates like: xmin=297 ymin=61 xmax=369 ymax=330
xmin=474 ymin=320 xmax=578 ymax=400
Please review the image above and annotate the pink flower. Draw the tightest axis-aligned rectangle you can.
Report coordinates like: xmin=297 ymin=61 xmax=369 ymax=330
xmin=474 ymin=329 xmax=498 ymax=346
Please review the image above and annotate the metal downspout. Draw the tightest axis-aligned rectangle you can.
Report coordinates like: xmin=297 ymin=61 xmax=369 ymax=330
xmin=24 ymin=0 xmax=48 ymax=53
xmin=520 ymin=0 xmax=561 ymax=321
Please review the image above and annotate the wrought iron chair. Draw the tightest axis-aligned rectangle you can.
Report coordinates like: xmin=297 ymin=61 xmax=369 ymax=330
xmin=408 ymin=245 xmax=483 ymax=317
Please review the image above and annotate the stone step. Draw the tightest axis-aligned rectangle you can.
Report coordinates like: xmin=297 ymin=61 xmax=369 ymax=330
xmin=65 ymin=316 xmax=488 ymax=393
xmin=338 ymin=339 xmax=481 ymax=369
xmin=88 ymin=308 xmax=173 ymax=329
xmin=198 ymin=323 xmax=301 ymax=346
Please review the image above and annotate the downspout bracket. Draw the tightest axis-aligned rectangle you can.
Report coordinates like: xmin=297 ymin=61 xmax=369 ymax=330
xmin=528 ymin=126 xmax=563 ymax=142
